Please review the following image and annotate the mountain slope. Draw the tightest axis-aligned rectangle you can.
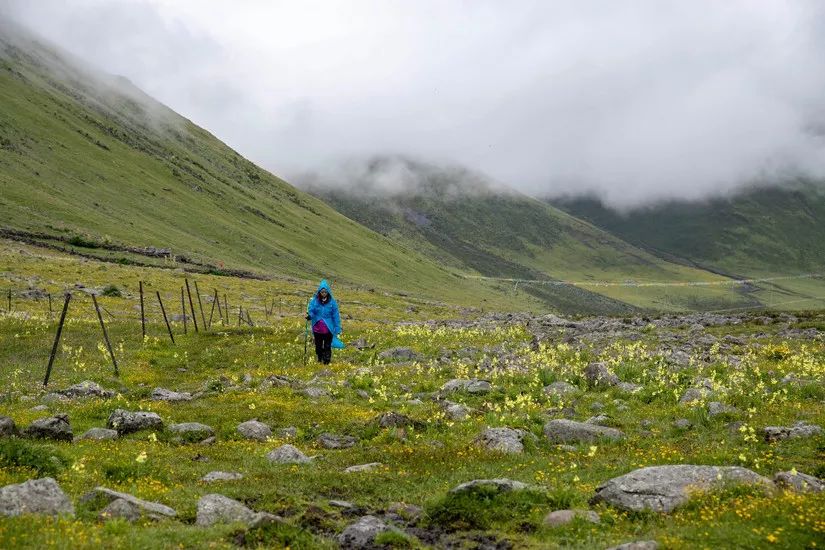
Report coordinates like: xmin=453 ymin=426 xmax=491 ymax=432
xmin=552 ymin=183 xmax=825 ymax=310
xmin=0 ymin=22 xmax=531 ymax=309
xmin=301 ymin=157 xmax=757 ymax=312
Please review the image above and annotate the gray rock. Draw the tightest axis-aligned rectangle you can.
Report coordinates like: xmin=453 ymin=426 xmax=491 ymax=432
xmin=0 ymin=478 xmax=74 ymax=517
xmin=99 ymin=498 xmax=141 ymax=522
xmin=344 ymin=462 xmax=382 ymax=473
xmin=76 ymin=427 xmax=118 ymax=441
xmin=201 ymin=471 xmax=244 ymax=482
xmin=302 ymin=386 xmax=329 ymax=398
xmin=55 ymin=380 xmax=114 ymax=399
xmin=763 ymin=421 xmax=823 ymax=442
xmin=168 ymin=422 xmax=214 ymax=443
xmin=338 ymin=515 xmax=394 ymax=549
xmin=450 ymin=478 xmax=530 ymax=494
xmin=543 ymin=509 xmax=600 ymax=527
xmin=543 ymin=381 xmax=579 ymax=398
xmin=543 ymin=419 xmax=624 ymax=444
xmin=80 ymin=487 xmax=176 ymax=519
xmin=679 ymin=387 xmax=711 ymax=404
xmin=441 ymin=378 xmax=492 ymax=393
xmin=107 ymin=409 xmax=163 ymax=435
xmin=378 ymin=347 xmax=419 ymax=362
xmin=707 ymin=402 xmax=738 ymax=417
xmin=606 ymin=541 xmax=659 ymax=550
xmin=476 ymin=427 xmax=527 ymax=454
xmin=586 ymin=414 xmax=612 ymax=426
xmin=0 ymin=416 xmax=17 ymax=437
xmin=668 ymin=350 xmax=692 ymax=368
xmin=773 ymin=471 xmax=824 ymax=493
xmin=329 ymin=499 xmax=356 ymax=510
xmin=260 ymin=374 xmax=299 ymax=389
xmin=278 ymin=426 xmax=298 ymax=439
xmin=583 ymin=362 xmax=619 ymax=389
xmin=23 ymin=414 xmax=72 ymax=442
xmin=267 ymin=444 xmax=312 ymax=464
xmin=591 ymin=465 xmax=774 ymax=512
xmin=387 ymin=502 xmax=423 ymax=522
xmin=150 ymin=388 xmax=192 ymax=402
xmin=616 ymin=382 xmax=643 ymax=394
xmin=318 ymin=433 xmax=357 ymax=449
xmin=376 ymin=412 xmax=416 ymax=428
xmin=196 ymin=493 xmax=279 ymax=527
xmin=673 ymin=419 xmax=692 ymax=430
xmin=442 ymin=401 xmax=472 ymax=421
xmin=237 ymin=420 xmax=272 ymax=441
xmin=30 ymin=405 xmax=48 ymax=412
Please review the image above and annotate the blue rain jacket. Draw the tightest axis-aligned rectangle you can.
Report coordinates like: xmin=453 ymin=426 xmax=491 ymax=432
xmin=307 ymin=280 xmax=344 ymax=348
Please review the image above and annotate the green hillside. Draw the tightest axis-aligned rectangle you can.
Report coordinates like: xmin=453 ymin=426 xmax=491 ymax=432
xmin=302 ymin=157 xmax=756 ymax=312
xmin=552 ymin=182 xmax=825 ymax=310
xmin=0 ymin=22 xmax=532 ymax=310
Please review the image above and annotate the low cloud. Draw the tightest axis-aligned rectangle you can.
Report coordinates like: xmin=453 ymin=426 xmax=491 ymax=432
xmin=4 ymin=0 xmax=825 ymax=209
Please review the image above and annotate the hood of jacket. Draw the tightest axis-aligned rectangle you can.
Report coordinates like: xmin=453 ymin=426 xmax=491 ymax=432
xmin=316 ymin=279 xmax=333 ymax=299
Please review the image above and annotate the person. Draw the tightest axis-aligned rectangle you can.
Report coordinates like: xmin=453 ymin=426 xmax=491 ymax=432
xmin=306 ymin=279 xmax=342 ymax=364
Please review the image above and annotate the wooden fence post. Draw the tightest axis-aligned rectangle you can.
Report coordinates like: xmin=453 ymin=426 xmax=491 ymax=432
xmin=92 ymin=294 xmax=119 ymax=377
xmin=181 ymin=287 xmax=187 ymax=334
xmin=139 ymin=281 xmax=146 ymax=340
xmin=185 ymin=279 xmax=199 ymax=333
xmin=194 ymin=280 xmax=206 ymax=329
xmin=157 ymin=291 xmax=175 ymax=344
xmin=44 ymin=293 xmax=71 ymax=387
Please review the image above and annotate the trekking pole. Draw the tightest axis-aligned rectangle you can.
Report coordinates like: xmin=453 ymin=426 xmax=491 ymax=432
xmin=303 ymin=300 xmax=309 ymax=366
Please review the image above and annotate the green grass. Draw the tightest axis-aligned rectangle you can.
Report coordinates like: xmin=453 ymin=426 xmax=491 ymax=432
xmin=0 ymin=242 xmax=823 ymax=548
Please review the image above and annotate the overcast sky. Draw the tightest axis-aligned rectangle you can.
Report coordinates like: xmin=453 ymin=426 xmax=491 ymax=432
xmin=3 ymin=0 xmax=825 ymax=208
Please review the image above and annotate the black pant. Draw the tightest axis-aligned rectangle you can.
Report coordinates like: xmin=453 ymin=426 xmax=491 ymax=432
xmin=313 ymin=332 xmax=332 ymax=364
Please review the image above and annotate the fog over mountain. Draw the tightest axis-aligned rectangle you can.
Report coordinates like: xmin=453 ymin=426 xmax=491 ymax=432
xmin=3 ymin=0 xmax=825 ymax=209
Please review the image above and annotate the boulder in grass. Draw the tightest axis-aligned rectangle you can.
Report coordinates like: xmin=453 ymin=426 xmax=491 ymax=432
xmin=762 ymin=421 xmax=823 ymax=443
xmin=318 ymin=433 xmax=357 ymax=449
xmin=80 ymin=487 xmax=176 ymax=519
xmin=23 ymin=414 xmax=73 ymax=442
xmin=338 ymin=515 xmax=396 ymax=549
xmin=543 ymin=419 xmax=624 ymax=444
xmin=450 ymin=478 xmax=530 ymax=494
xmin=0 ymin=416 xmax=17 ymax=437
xmin=583 ymin=362 xmax=619 ymax=389
xmin=590 ymin=465 xmax=774 ymax=513
xmin=237 ymin=420 xmax=272 ymax=441
xmin=107 ymin=409 xmax=163 ymax=435
xmin=99 ymin=498 xmax=142 ymax=522
xmin=151 ymin=388 xmax=192 ymax=402
xmin=543 ymin=381 xmax=579 ymax=399
xmin=543 ymin=509 xmax=600 ymax=527
xmin=267 ymin=444 xmax=312 ymax=464
xmin=773 ymin=470 xmax=824 ymax=493
xmin=168 ymin=422 xmax=214 ymax=444
xmin=201 ymin=471 xmax=244 ymax=483
xmin=375 ymin=412 xmax=417 ymax=429
xmin=76 ymin=427 xmax=118 ymax=441
xmin=606 ymin=542 xmax=659 ymax=550
xmin=344 ymin=463 xmax=382 ymax=473
xmin=0 ymin=478 xmax=74 ymax=517
xmin=378 ymin=347 xmax=419 ymax=362
xmin=441 ymin=378 xmax=492 ymax=394
xmin=195 ymin=494 xmax=280 ymax=527
xmin=476 ymin=427 xmax=527 ymax=454
xmin=54 ymin=380 xmax=114 ymax=400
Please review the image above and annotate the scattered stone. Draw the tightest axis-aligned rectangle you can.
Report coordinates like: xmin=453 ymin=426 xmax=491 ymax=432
xmin=707 ymin=402 xmax=738 ymax=417
xmin=99 ymin=498 xmax=141 ymax=522
xmin=30 ymin=405 xmax=48 ymax=412
xmin=303 ymin=387 xmax=329 ymax=399
xmin=260 ymin=374 xmax=299 ymax=389
xmin=668 ymin=350 xmax=692 ymax=368
xmin=543 ymin=381 xmax=579 ymax=398
xmin=543 ymin=509 xmax=600 ymax=527
xmin=151 ymin=388 xmax=192 ymax=402
xmin=0 ymin=416 xmax=17 ymax=437
xmin=344 ymin=463 xmax=382 ymax=473
xmin=338 ymin=515 xmax=397 ymax=549
xmin=54 ymin=380 xmax=114 ymax=400
xmin=679 ymin=387 xmax=711 ymax=404
xmin=0 ymin=478 xmax=74 ymax=517
xmin=476 ymin=427 xmax=527 ymax=454
xmin=387 ymin=502 xmax=423 ymax=522
xmin=351 ymin=338 xmax=373 ymax=350
xmin=329 ymin=500 xmax=356 ymax=510
xmin=237 ymin=420 xmax=272 ymax=441
xmin=586 ymin=414 xmax=612 ymax=426
xmin=196 ymin=494 xmax=279 ymax=527
xmin=267 ymin=444 xmax=312 ymax=464
xmin=616 ymin=382 xmax=643 ymax=394
xmin=278 ymin=426 xmax=298 ymax=438
xmin=773 ymin=471 xmax=824 ymax=493
xmin=442 ymin=401 xmax=472 ymax=421
xmin=318 ymin=433 xmax=357 ymax=449
xmin=450 ymin=478 xmax=529 ymax=494
xmin=107 ymin=409 xmax=163 ymax=435
xmin=76 ymin=427 xmax=118 ymax=441
xmin=583 ymin=362 xmax=619 ymax=389
xmin=378 ymin=347 xmax=419 ymax=362
xmin=591 ymin=465 xmax=774 ymax=513
xmin=763 ymin=421 xmax=823 ymax=442
xmin=80 ymin=487 xmax=176 ymax=519
xmin=673 ymin=419 xmax=692 ymax=430
xmin=543 ymin=419 xmax=624 ymax=444
xmin=23 ymin=414 xmax=72 ymax=442
xmin=376 ymin=412 xmax=416 ymax=428
xmin=169 ymin=422 xmax=214 ymax=443
xmin=201 ymin=471 xmax=244 ymax=483
xmin=606 ymin=541 xmax=659 ymax=550
xmin=441 ymin=378 xmax=492 ymax=394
